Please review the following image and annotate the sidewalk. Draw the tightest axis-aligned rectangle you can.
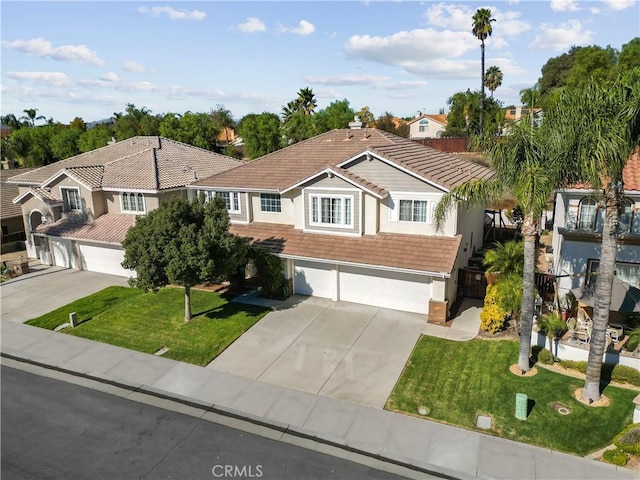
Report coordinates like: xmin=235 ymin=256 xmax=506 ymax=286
xmin=1 ymin=321 xmax=633 ymax=480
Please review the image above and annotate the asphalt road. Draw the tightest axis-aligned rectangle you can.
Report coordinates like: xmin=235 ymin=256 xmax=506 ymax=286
xmin=1 ymin=366 xmax=408 ymax=480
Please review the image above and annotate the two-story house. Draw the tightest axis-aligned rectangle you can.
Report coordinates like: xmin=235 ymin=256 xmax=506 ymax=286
xmin=190 ymin=120 xmax=494 ymax=316
xmin=408 ymin=114 xmax=447 ymax=140
xmin=9 ymin=136 xmax=242 ymax=277
xmin=552 ymin=150 xmax=640 ymax=297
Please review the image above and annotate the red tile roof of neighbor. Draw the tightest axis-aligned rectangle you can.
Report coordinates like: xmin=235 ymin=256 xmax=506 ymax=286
xmin=192 ymin=128 xmax=494 ymax=193
xmin=35 ymin=214 xmax=135 ymax=244
xmin=229 ymin=223 xmax=461 ymax=275
xmin=565 ymin=149 xmax=640 ymax=191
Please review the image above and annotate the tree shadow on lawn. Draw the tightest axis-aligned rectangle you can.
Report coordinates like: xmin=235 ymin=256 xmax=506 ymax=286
xmin=197 ymin=301 xmax=266 ymax=321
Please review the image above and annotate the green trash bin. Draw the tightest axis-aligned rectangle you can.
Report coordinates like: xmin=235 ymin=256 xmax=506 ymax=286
xmin=515 ymin=393 xmax=528 ymax=420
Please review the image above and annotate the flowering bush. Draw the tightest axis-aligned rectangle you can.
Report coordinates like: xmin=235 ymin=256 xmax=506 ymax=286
xmin=480 ymin=285 xmax=508 ymax=333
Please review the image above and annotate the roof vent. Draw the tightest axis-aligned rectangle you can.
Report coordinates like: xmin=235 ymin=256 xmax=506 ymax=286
xmin=348 ymin=115 xmax=365 ymax=129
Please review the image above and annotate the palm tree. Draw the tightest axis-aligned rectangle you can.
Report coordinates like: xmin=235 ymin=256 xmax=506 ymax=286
xmin=435 ymin=120 xmax=557 ymax=373
xmin=537 ymin=312 xmax=568 ymax=363
xmin=20 ymin=108 xmax=45 ymax=127
xmin=281 ymin=100 xmax=298 ymax=123
xmin=472 ymin=8 xmax=495 ymax=132
xmin=484 ymin=66 xmax=503 ymax=98
xmin=210 ymin=105 xmax=236 ymax=145
xmin=296 ymin=87 xmax=317 ymax=116
xmin=519 ymin=85 xmax=540 ymax=127
xmin=547 ymin=70 xmax=640 ymax=402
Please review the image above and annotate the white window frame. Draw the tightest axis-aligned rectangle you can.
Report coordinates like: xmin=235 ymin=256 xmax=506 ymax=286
xmin=309 ymin=194 xmax=354 ymax=228
xmin=61 ymin=187 xmax=82 ymax=212
xmin=260 ymin=193 xmax=282 ymax=213
xmin=577 ymin=197 xmax=598 ymax=230
xmin=619 ymin=199 xmax=634 ymax=234
xmin=121 ymin=192 xmax=146 ymax=214
xmin=217 ymin=192 xmax=241 ymax=213
xmin=398 ymin=199 xmax=431 ymax=223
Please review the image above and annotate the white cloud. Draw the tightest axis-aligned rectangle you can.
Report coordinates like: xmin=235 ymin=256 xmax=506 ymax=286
xmin=138 ymin=6 xmax=206 ymax=20
xmin=2 ymin=38 xmax=104 ymax=66
xmin=122 ymin=61 xmax=147 ymax=73
xmin=304 ymin=74 xmax=428 ymax=90
xmin=282 ymin=20 xmax=315 ymax=36
xmin=238 ymin=17 xmax=267 ymax=34
xmin=601 ymin=0 xmax=637 ymax=10
xmin=7 ymin=71 xmax=72 ymax=88
xmin=529 ymin=20 xmax=593 ymax=51
xmin=424 ymin=3 xmax=471 ymax=30
xmin=101 ymin=72 xmax=119 ymax=82
xmin=551 ymin=0 xmax=580 ymax=12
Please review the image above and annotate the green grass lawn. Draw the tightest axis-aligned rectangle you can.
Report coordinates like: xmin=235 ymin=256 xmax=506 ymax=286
xmin=26 ymin=286 xmax=268 ymax=366
xmin=386 ymin=336 xmax=637 ymax=456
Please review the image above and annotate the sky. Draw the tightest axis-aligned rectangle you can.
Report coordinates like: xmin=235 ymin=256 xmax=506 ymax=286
xmin=1 ymin=0 xmax=638 ymax=124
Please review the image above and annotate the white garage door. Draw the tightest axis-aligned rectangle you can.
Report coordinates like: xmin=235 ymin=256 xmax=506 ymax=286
xmin=51 ymin=238 xmax=73 ymax=268
xmin=78 ymin=243 xmax=134 ymax=277
xmin=339 ymin=266 xmax=430 ymax=314
xmin=294 ymin=260 xmax=334 ymax=299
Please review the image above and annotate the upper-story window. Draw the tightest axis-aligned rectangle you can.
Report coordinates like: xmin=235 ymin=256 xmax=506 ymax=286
xmin=122 ymin=192 xmax=145 ymax=214
xmin=260 ymin=193 xmax=281 ymax=213
xmin=399 ymin=199 xmax=430 ymax=223
xmin=619 ymin=199 xmax=634 ymax=234
xmin=577 ymin=197 xmax=598 ymax=230
xmin=310 ymin=195 xmax=353 ymax=227
xmin=418 ymin=119 xmax=429 ymax=133
xmin=61 ymin=187 xmax=82 ymax=211
xmin=218 ymin=192 xmax=240 ymax=213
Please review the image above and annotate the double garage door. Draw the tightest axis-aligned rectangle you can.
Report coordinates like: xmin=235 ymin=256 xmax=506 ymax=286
xmin=294 ymin=260 xmax=431 ymax=314
xmin=48 ymin=238 xmax=133 ymax=277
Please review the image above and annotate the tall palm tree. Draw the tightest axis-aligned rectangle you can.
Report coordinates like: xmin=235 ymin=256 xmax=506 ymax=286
xmin=520 ymin=85 xmax=540 ymax=127
xmin=435 ymin=120 xmax=556 ymax=373
xmin=547 ymin=70 xmax=640 ymax=402
xmin=484 ymin=66 xmax=503 ymax=98
xmin=296 ymin=87 xmax=317 ymax=116
xmin=472 ymin=8 xmax=495 ymax=132
xmin=20 ymin=108 xmax=45 ymax=127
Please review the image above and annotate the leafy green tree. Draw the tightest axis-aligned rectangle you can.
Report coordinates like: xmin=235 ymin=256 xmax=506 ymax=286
xmin=159 ymin=111 xmax=219 ymax=150
xmin=484 ymin=66 xmax=503 ymax=98
xmin=237 ymin=113 xmax=282 ymax=159
xmin=619 ymin=37 xmax=640 ymax=73
xmin=375 ymin=112 xmax=409 ymax=138
xmin=78 ymin=124 xmax=113 ymax=152
xmin=281 ymin=111 xmax=316 ymax=145
xmin=314 ymin=99 xmax=355 ymax=131
xmin=564 ymin=45 xmax=617 ymax=90
xmin=50 ymin=127 xmax=81 ymax=159
xmin=112 ymin=103 xmax=160 ymax=140
xmin=122 ymin=195 xmax=248 ymax=322
xmin=435 ymin=119 xmax=557 ymax=373
xmin=210 ymin=105 xmax=236 ymax=145
xmin=546 ymin=70 xmax=640 ymax=402
xmin=472 ymin=8 xmax=495 ymax=132
xmin=8 ymin=125 xmax=56 ymax=166
xmin=69 ymin=117 xmax=87 ymax=132
xmin=445 ymin=89 xmax=502 ymax=137
xmin=356 ymin=106 xmax=376 ymax=127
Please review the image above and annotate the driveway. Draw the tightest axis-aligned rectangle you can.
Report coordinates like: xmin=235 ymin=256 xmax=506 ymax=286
xmin=207 ymin=296 xmax=426 ymax=408
xmin=1 ymin=265 xmax=130 ymax=323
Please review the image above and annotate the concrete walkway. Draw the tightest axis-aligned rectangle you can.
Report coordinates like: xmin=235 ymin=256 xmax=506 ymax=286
xmin=1 ymin=321 xmax=634 ymax=480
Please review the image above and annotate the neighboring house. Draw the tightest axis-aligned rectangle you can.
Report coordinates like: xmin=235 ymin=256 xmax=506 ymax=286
xmin=504 ymin=106 xmax=543 ymax=128
xmin=190 ymin=119 xmax=494 ymax=315
xmin=552 ymin=150 xmax=640 ymax=297
xmin=1 ymin=168 xmax=34 ymax=253
xmin=216 ymin=126 xmax=237 ymax=146
xmin=9 ymin=136 xmax=242 ymax=277
xmin=408 ymin=114 xmax=447 ymax=140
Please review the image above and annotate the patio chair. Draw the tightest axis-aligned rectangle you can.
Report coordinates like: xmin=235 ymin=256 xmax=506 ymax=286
xmin=567 ymin=318 xmax=579 ymax=343
xmin=575 ymin=324 xmax=591 ymax=345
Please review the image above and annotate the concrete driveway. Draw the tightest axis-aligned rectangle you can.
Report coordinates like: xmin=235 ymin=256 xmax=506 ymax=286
xmin=207 ymin=296 xmax=426 ymax=408
xmin=1 ymin=265 xmax=130 ymax=323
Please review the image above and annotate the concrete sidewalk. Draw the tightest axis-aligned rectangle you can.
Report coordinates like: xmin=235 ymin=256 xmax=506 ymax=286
xmin=1 ymin=321 xmax=633 ymax=480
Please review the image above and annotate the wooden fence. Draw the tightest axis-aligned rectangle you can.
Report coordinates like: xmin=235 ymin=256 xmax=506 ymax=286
xmin=458 ymin=268 xmax=557 ymax=303
xmin=412 ymin=137 xmax=470 ymax=153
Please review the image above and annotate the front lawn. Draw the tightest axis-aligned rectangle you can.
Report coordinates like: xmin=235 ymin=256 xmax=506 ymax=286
xmin=26 ymin=286 xmax=268 ymax=366
xmin=386 ymin=336 xmax=637 ymax=456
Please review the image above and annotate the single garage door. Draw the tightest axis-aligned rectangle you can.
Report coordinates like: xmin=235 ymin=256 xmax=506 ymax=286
xmin=294 ymin=260 xmax=334 ymax=299
xmin=78 ymin=242 xmax=134 ymax=277
xmin=339 ymin=265 xmax=430 ymax=314
xmin=51 ymin=238 xmax=74 ymax=268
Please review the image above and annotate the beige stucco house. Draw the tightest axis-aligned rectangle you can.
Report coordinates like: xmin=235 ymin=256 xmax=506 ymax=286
xmin=9 ymin=136 xmax=242 ymax=276
xmin=408 ymin=114 xmax=447 ymax=140
xmin=190 ymin=120 xmax=494 ymax=316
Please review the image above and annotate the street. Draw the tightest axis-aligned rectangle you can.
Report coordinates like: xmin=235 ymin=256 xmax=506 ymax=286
xmin=1 ymin=366 xmax=407 ymax=480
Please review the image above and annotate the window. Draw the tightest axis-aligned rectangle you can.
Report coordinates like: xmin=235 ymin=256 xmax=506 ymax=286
xmin=260 ymin=193 xmax=281 ymax=213
xmin=217 ymin=192 xmax=240 ymax=213
xmin=62 ymin=188 xmax=82 ymax=211
xmin=310 ymin=195 xmax=353 ymax=227
xmin=619 ymin=199 xmax=634 ymax=234
xmin=121 ymin=192 xmax=145 ymax=213
xmin=399 ymin=199 xmax=430 ymax=223
xmin=577 ymin=197 xmax=598 ymax=230
xmin=418 ymin=119 xmax=429 ymax=133
xmin=587 ymin=259 xmax=640 ymax=289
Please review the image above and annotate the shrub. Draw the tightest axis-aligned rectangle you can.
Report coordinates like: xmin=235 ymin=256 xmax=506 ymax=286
xmin=250 ymin=247 xmax=287 ymax=298
xmin=614 ymin=424 xmax=640 ymax=455
xmin=556 ymin=360 xmax=640 ymax=386
xmin=537 ymin=348 xmax=552 ymax=365
xmin=602 ymin=448 xmax=629 ymax=466
xmin=480 ymin=285 xmax=508 ymax=333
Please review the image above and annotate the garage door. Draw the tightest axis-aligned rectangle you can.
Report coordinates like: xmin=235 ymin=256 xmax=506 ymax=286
xmin=51 ymin=238 xmax=73 ymax=268
xmin=78 ymin=242 xmax=134 ymax=277
xmin=339 ymin=266 xmax=430 ymax=314
xmin=294 ymin=260 xmax=334 ymax=299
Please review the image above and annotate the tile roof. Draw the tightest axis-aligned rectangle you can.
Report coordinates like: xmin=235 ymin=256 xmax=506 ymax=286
xmin=408 ymin=114 xmax=448 ymax=126
xmin=35 ymin=213 xmax=135 ymax=244
xmin=564 ymin=149 xmax=640 ymax=192
xmin=1 ymin=169 xmax=34 ymax=219
xmin=230 ymin=222 xmax=461 ymax=276
xmin=193 ymin=128 xmax=494 ymax=193
xmin=7 ymin=136 xmax=242 ymax=191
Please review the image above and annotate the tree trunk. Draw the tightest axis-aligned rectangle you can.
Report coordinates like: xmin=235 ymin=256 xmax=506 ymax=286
xmin=518 ymin=215 xmax=537 ymax=373
xmin=583 ymin=183 xmax=621 ymax=402
xmin=479 ymin=41 xmax=485 ymax=132
xmin=184 ymin=285 xmax=192 ymax=323
xmin=547 ymin=334 xmax=555 ymax=363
